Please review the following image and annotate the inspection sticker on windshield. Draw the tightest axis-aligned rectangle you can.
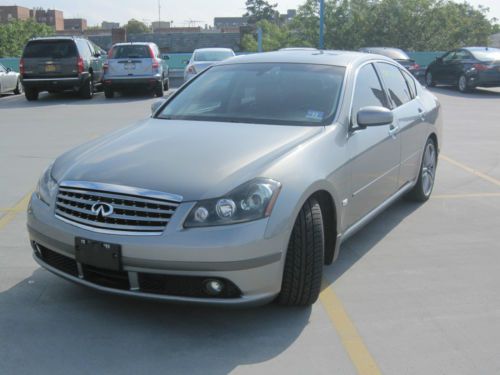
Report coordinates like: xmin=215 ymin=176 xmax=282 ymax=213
xmin=306 ymin=110 xmax=324 ymax=121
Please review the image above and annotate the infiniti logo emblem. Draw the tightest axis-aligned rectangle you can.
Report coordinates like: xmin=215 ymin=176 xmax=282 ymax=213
xmin=91 ymin=202 xmax=114 ymax=218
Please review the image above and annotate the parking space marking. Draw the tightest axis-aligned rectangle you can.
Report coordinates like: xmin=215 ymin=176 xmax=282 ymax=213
xmin=432 ymin=192 xmax=500 ymax=199
xmin=0 ymin=191 xmax=32 ymax=231
xmin=320 ymin=282 xmax=382 ymax=375
xmin=441 ymin=154 xmax=500 ymax=188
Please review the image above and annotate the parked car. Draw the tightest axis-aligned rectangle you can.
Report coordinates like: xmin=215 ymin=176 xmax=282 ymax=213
xmin=28 ymin=51 xmax=441 ymax=307
xmin=184 ymin=48 xmax=235 ymax=82
xmin=425 ymin=47 xmax=500 ymax=92
xmin=20 ymin=36 xmax=105 ymax=101
xmin=360 ymin=47 xmax=422 ymax=79
xmin=103 ymin=42 xmax=169 ymax=98
xmin=0 ymin=63 xmax=23 ymax=95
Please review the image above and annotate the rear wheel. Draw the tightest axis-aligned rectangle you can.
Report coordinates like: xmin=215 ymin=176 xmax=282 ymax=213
xmin=277 ymin=198 xmax=324 ymax=306
xmin=80 ymin=77 xmax=94 ymax=99
xmin=457 ymin=74 xmax=470 ymax=93
xmin=25 ymin=87 xmax=38 ymax=101
xmin=154 ymin=81 xmax=164 ymax=97
xmin=406 ymin=138 xmax=437 ymax=202
xmin=425 ymin=71 xmax=435 ymax=87
xmin=104 ymin=87 xmax=114 ymax=99
xmin=163 ymin=77 xmax=170 ymax=91
xmin=14 ymin=79 xmax=23 ymax=95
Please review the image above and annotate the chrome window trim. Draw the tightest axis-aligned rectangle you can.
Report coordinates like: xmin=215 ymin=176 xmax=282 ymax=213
xmin=59 ymin=180 xmax=183 ymax=203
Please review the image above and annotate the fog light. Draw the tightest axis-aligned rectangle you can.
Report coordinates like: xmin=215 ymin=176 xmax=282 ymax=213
xmin=204 ymin=279 xmax=224 ymax=296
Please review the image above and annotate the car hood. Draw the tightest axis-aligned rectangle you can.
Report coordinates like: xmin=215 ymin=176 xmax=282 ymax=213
xmin=53 ymin=118 xmax=323 ymax=201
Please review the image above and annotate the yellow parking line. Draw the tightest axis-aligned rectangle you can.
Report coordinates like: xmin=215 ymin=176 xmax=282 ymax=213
xmin=432 ymin=192 xmax=500 ymax=199
xmin=0 ymin=191 xmax=32 ymax=231
xmin=441 ymin=154 xmax=500 ymax=188
xmin=320 ymin=282 xmax=382 ymax=375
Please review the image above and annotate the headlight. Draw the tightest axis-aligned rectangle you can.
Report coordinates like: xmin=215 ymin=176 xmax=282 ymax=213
xmin=184 ymin=178 xmax=281 ymax=228
xmin=36 ymin=164 xmax=57 ymax=205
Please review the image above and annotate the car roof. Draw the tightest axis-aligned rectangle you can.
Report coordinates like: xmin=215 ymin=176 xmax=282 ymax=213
xmin=194 ymin=48 xmax=234 ymax=52
xmin=29 ymin=36 xmax=86 ymax=41
xmin=463 ymin=46 xmax=500 ymax=52
xmin=113 ymin=42 xmax=156 ymax=46
xmin=360 ymin=47 xmax=405 ymax=52
xmin=217 ymin=50 xmax=391 ymax=68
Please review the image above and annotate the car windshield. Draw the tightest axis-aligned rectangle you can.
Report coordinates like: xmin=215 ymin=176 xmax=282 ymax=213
xmin=194 ymin=51 xmax=234 ymax=62
xmin=470 ymin=49 xmax=500 ymax=62
xmin=158 ymin=63 xmax=345 ymax=126
xmin=23 ymin=40 xmax=77 ymax=59
xmin=370 ymin=48 xmax=410 ymax=60
xmin=110 ymin=45 xmax=151 ymax=59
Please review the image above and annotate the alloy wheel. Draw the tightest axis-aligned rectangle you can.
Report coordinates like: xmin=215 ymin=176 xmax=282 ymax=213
xmin=421 ymin=142 xmax=436 ymax=197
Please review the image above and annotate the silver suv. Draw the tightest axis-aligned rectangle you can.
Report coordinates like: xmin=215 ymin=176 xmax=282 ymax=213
xmin=28 ymin=51 xmax=441 ymax=307
xmin=103 ymin=42 xmax=169 ymax=98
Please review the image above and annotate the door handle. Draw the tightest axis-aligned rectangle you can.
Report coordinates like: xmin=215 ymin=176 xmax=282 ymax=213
xmin=388 ymin=125 xmax=399 ymax=138
xmin=418 ymin=108 xmax=426 ymax=121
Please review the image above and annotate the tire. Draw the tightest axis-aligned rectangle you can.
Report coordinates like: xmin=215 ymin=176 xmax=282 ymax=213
xmin=406 ymin=138 xmax=437 ymax=202
xmin=163 ymin=77 xmax=170 ymax=91
xmin=457 ymin=74 xmax=470 ymax=93
xmin=154 ymin=81 xmax=164 ymax=97
xmin=25 ymin=88 xmax=39 ymax=101
xmin=277 ymin=198 xmax=324 ymax=306
xmin=104 ymin=87 xmax=114 ymax=99
xmin=80 ymin=77 xmax=94 ymax=99
xmin=14 ymin=79 xmax=23 ymax=95
xmin=425 ymin=71 xmax=435 ymax=87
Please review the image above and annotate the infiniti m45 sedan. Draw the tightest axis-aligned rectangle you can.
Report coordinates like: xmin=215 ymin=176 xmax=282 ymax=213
xmin=28 ymin=51 xmax=441 ymax=306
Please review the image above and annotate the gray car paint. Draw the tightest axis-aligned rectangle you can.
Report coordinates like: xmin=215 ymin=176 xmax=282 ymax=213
xmin=28 ymin=50 xmax=442 ymax=305
xmin=0 ymin=63 xmax=19 ymax=93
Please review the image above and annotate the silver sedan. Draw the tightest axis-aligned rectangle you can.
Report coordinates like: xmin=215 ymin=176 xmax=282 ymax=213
xmin=28 ymin=50 xmax=442 ymax=306
xmin=0 ymin=63 xmax=23 ymax=95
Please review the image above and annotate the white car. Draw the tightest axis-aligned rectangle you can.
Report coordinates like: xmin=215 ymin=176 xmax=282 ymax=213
xmin=0 ymin=63 xmax=23 ymax=95
xmin=184 ymin=48 xmax=235 ymax=82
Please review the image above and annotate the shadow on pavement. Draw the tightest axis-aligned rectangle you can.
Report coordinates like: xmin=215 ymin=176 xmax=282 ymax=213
xmin=323 ymin=199 xmax=422 ymax=286
xmin=0 ymin=267 xmax=311 ymax=374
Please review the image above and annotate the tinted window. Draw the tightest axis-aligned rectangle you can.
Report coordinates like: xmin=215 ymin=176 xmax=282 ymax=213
xmin=194 ymin=51 xmax=234 ymax=62
xmin=376 ymin=63 xmax=412 ymax=107
xmin=23 ymin=40 xmax=77 ymax=58
xmin=470 ymin=48 xmax=500 ymax=62
xmin=401 ymin=69 xmax=417 ymax=99
xmin=442 ymin=51 xmax=455 ymax=62
xmin=351 ymin=64 xmax=389 ymax=125
xmin=454 ymin=50 xmax=472 ymax=61
xmin=76 ymin=40 xmax=92 ymax=59
xmin=110 ymin=45 xmax=151 ymax=59
xmin=158 ymin=63 xmax=345 ymax=126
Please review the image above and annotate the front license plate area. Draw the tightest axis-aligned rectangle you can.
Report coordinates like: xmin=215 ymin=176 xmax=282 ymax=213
xmin=75 ymin=237 xmax=122 ymax=271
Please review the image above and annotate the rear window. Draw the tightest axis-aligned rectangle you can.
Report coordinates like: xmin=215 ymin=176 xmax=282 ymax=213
xmin=158 ymin=63 xmax=345 ymax=126
xmin=110 ymin=45 xmax=151 ymax=59
xmin=23 ymin=40 xmax=77 ymax=59
xmin=470 ymin=49 xmax=500 ymax=62
xmin=194 ymin=51 xmax=234 ymax=62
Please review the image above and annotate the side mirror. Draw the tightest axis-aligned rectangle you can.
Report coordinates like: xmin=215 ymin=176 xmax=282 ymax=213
xmin=94 ymin=52 xmax=101 ymax=58
xmin=151 ymin=99 xmax=166 ymax=115
xmin=357 ymin=106 xmax=393 ymax=128
xmin=182 ymin=59 xmax=189 ymax=65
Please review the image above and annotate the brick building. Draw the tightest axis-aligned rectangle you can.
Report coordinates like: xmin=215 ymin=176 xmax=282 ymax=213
xmin=0 ymin=5 xmax=31 ymax=23
xmin=30 ymin=8 xmax=64 ymax=31
xmin=64 ymin=18 xmax=87 ymax=32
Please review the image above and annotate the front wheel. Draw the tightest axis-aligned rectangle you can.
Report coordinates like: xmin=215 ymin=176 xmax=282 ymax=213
xmin=406 ymin=138 xmax=437 ymax=202
xmin=80 ymin=77 xmax=94 ymax=99
xmin=277 ymin=198 xmax=324 ymax=306
xmin=425 ymin=71 xmax=435 ymax=87
xmin=14 ymin=79 xmax=23 ymax=95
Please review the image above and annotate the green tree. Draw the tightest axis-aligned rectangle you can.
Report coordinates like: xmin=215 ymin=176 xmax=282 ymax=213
xmin=244 ymin=0 xmax=280 ymax=24
xmin=124 ymin=19 xmax=150 ymax=34
xmin=241 ymin=20 xmax=313 ymax=51
xmin=0 ymin=19 xmax=53 ymax=57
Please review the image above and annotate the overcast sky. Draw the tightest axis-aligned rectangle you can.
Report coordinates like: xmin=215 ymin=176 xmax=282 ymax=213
xmin=8 ymin=0 xmax=500 ymax=26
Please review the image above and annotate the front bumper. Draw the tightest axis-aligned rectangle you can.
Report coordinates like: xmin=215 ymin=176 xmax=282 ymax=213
xmin=27 ymin=194 xmax=286 ymax=306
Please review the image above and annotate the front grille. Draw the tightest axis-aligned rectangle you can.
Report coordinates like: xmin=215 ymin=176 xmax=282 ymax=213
xmin=138 ymin=273 xmax=242 ymax=299
xmin=83 ymin=265 xmax=130 ymax=290
xmin=55 ymin=183 xmax=181 ymax=235
xmin=38 ymin=245 xmax=78 ymax=276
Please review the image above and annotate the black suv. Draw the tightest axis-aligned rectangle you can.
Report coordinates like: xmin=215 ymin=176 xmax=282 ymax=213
xmin=20 ymin=36 xmax=106 ymax=101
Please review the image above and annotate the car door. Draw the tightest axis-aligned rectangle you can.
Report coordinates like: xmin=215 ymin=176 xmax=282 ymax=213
xmin=0 ymin=64 xmax=7 ymax=93
xmin=433 ymin=51 xmax=455 ymax=83
xmin=451 ymin=49 xmax=474 ymax=82
xmin=345 ymin=63 xmax=401 ymax=228
xmin=87 ymin=41 xmax=104 ymax=82
xmin=376 ymin=62 xmax=427 ymax=187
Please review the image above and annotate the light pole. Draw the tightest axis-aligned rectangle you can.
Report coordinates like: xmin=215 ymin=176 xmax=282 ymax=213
xmin=319 ymin=0 xmax=325 ymax=49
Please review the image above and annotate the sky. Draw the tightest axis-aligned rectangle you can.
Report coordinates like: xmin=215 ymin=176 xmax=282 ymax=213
xmin=6 ymin=0 xmax=500 ymax=27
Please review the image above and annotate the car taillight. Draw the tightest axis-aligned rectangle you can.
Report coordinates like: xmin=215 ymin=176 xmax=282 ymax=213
xmin=103 ymin=61 xmax=109 ymax=73
xmin=473 ymin=63 xmax=489 ymax=71
xmin=409 ymin=63 xmax=420 ymax=71
xmin=187 ymin=65 xmax=196 ymax=74
xmin=152 ymin=59 xmax=160 ymax=70
xmin=77 ymin=57 xmax=84 ymax=74
xmin=19 ymin=58 xmax=25 ymax=75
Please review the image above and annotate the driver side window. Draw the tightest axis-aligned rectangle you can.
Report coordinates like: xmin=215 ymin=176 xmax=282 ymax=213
xmin=351 ymin=64 xmax=390 ymax=128
xmin=442 ymin=51 xmax=456 ymax=62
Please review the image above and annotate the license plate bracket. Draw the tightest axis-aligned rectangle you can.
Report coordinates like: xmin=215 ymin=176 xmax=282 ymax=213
xmin=75 ymin=237 xmax=122 ymax=271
